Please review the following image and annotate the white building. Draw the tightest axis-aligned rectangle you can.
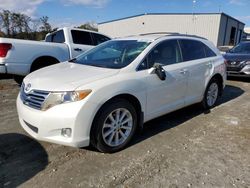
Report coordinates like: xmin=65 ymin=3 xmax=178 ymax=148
xmin=99 ymin=13 xmax=245 ymax=46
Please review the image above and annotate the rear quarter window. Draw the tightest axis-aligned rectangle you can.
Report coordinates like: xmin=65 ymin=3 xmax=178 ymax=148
xmin=180 ymin=39 xmax=206 ymax=61
xmin=45 ymin=30 xmax=65 ymax=43
xmin=204 ymin=44 xmax=217 ymax=57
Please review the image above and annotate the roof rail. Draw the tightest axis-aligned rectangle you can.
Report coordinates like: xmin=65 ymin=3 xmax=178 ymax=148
xmin=139 ymin=32 xmax=180 ymax=36
xmin=167 ymin=34 xmax=208 ymax=40
xmin=115 ymin=33 xmax=208 ymax=41
xmin=139 ymin=32 xmax=208 ymax=40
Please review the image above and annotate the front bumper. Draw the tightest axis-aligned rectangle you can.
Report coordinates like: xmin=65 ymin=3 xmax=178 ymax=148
xmin=16 ymin=93 xmax=98 ymax=147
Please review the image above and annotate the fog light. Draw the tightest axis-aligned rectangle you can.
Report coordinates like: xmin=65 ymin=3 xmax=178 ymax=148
xmin=61 ymin=128 xmax=72 ymax=137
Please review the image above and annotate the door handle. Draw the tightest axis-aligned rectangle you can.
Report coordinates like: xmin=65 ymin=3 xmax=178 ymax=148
xmin=179 ymin=69 xmax=188 ymax=74
xmin=74 ymin=48 xmax=82 ymax=52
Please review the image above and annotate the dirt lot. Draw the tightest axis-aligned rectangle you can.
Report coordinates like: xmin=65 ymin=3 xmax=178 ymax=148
xmin=0 ymin=76 xmax=249 ymax=188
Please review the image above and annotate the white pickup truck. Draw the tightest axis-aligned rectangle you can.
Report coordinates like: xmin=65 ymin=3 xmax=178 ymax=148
xmin=0 ymin=27 xmax=110 ymax=83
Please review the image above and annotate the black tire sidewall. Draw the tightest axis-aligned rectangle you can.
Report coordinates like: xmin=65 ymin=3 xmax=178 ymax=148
xmin=13 ymin=75 xmax=24 ymax=85
xmin=92 ymin=99 xmax=137 ymax=153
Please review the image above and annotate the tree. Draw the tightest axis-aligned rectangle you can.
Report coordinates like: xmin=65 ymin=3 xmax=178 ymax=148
xmin=0 ymin=10 xmax=11 ymax=37
xmin=78 ymin=21 xmax=98 ymax=32
xmin=40 ymin=16 xmax=52 ymax=32
xmin=0 ymin=10 xmax=52 ymax=41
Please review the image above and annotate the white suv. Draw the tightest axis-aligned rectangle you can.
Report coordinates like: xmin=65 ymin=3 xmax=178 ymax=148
xmin=17 ymin=34 xmax=226 ymax=153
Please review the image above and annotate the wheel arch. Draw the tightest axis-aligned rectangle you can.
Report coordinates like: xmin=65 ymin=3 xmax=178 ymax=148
xmin=90 ymin=93 xmax=144 ymax=145
xmin=209 ymin=73 xmax=224 ymax=96
xmin=30 ymin=56 xmax=60 ymax=72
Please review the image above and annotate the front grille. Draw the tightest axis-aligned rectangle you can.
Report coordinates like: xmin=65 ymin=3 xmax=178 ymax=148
xmin=226 ymin=61 xmax=245 ymax=72
xmin=227 ymin=66 xmax=242 ymax=72
xmin=20 ymin=84 xmax=49 ymax=110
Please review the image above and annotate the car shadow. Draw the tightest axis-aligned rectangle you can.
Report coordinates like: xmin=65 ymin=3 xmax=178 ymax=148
xmin=0 ymin=133 xmax=48 ymax=188
xmin=0 ymin=74 xmax=13 ymax=80
xmin=129 ymin=84 xmax=245 ymax=148
xmin=227 ymin=76 xmax=250 ymax=83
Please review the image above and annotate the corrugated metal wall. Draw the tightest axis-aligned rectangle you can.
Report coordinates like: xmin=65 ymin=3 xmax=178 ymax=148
xmin=99 ymin=14 xmax=221 ymax=45
xmin=99 ymin=14 xmax=245 ymax=46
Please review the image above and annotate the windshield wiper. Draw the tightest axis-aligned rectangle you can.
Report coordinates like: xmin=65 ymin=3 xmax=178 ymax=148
xmin=68 ymin=58 xmax=77 ymax=63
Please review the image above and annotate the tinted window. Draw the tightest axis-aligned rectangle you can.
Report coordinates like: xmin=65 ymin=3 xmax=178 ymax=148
xmin=45 ymin=34 xmax=52 ymax=42
xmin=92 ymin=33 xmax=110 ymax=45
xmin=45 ymin=30 xmax=65 ymax=43
xmin=138 ymin=40 xmax=182 ymax=70
xmin=180 ymin=39 xmax=206 ymax=61
xmin=71 ymin=30 xmax=93 ymax=45
xmin=204 ymin=45 xmax=216 ymax=57
xmin=230 ymin=42 xmax=250 ymax=54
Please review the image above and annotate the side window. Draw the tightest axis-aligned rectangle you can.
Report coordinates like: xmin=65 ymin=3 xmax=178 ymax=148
xmin=138 ymin=40 xmax=182 ymax=70
xmin=45 ymin=30 xmax=65 ymax=43
xmin=52 ymin=30 xmax=65 ymax=43
xmin=92 ymin=33 xmax=110 ymax=45
xmin=180 ymin=39 xmax=206 ymax=61
xmin=204 ymin=44 xmax=217 ymax=57
xmin=71 ymin=30 xmax=93 ymax=45
xmin=45 ymin=34 xmax=52 ymax=42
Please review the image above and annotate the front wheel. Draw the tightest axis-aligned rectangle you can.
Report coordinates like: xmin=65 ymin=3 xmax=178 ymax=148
xmin=202 ymin=79 xmax=220 ymax=109
xmin=91 ymin=99 xmax=137 ymax=153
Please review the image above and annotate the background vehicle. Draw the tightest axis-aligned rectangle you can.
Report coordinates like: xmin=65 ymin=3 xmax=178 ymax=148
xmin=17 ymin=34 xmax=226 ymax=153
xmin=0 ymin=27 xmax=111 ymax=84
xmin=224 ymin=41 xmax=250 ymax=77
xmin=218 ymin=45 xmax=233 ymax=55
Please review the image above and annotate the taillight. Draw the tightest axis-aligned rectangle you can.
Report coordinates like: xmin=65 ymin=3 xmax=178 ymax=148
xmin=0 ymin=43 xmax=12 ymax=57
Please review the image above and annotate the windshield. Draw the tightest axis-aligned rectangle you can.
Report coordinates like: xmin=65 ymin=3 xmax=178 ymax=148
xmin=230 ymin=42 xmax=250 ymax=54
xmin=74 ymin=40 xmax=151 ymax=69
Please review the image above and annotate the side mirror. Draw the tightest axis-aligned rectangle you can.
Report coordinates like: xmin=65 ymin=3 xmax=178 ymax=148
xmin=153 ymin=63 xmax=166 ymax=80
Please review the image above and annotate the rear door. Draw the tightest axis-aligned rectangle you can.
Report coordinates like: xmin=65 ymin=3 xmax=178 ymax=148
xmin=91 ymin=32 xmax=111 ymax=45
xmin=70 ymin=30 xmax=94 ymax=58
xmin=179 ymin=39 xmax=217 ymax=105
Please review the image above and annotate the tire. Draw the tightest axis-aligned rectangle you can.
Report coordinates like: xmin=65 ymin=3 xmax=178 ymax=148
xmin=13 ymin=75 xmax=25 ymax=85
xmin=202 ymin=78 xmax=220 ymax=109
xmin=91 ymin=98 xmax=137 ymax=153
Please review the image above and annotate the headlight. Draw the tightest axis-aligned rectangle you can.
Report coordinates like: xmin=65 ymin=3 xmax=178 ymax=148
xmin=41 ymin=90 xmax=92 ymax=111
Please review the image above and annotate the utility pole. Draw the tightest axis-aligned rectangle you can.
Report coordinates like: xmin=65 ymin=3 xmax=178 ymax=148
xmin=192 ymin=0 xmax=197 ymax=22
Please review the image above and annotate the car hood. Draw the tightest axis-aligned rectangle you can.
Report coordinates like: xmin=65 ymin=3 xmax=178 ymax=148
xmin=223 ymin=53 xmax=250 ymax=62
xmin=23 ymin=62 xmax=120 ymax=91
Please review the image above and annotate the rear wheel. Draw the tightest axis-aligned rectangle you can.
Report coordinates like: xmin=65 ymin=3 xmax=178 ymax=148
xmin=30 ymin=58 xmax=59 ymax=72
xmin=202 ymin=79 xmax=220 ymax=109
xmin=91 ymin=99 xmax=137 ymax=153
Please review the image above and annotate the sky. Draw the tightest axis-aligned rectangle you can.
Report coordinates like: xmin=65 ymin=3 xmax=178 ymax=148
xmin=0 ymin=0 xmax=249 ymax=28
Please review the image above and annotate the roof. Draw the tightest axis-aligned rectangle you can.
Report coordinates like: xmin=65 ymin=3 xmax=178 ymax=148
xmin=99 ymin=12 xmax=245 ymax=25
xmin=113 ymin=33 xmax=208 ymax=42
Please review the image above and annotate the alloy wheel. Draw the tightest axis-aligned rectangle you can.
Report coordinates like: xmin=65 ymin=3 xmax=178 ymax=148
xmin=102 ymin=108 xmax=133 ymax=147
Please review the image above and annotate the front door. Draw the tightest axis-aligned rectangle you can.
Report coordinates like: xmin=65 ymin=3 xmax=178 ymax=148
xmin=138 ymin=39 xmax=188 ymax=121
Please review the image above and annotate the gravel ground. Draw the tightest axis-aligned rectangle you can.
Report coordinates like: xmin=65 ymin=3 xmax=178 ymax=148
xmin=0 ymin=76 xmax=249 ymax=188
